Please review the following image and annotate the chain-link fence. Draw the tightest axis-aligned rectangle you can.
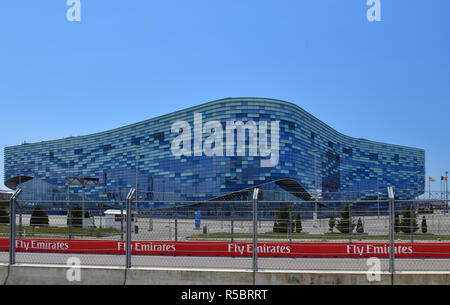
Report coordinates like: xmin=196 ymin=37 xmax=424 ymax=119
xmin=3 ymin=187 xmax=450 ymax=281
xmin=0 ymin=199 xmax=9 ymax=264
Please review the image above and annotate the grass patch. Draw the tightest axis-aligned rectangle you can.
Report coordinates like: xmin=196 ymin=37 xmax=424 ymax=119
xmin=0 ymin=225 xmax=120 ymax=238
xmin=189 ymin=231 xmax=450 ymax=241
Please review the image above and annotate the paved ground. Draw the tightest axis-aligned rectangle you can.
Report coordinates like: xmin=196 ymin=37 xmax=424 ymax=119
xmin=1 ymin=252 xmax=450 ymax=272
xmin=14 ymin=213 xmax=450 ymax=242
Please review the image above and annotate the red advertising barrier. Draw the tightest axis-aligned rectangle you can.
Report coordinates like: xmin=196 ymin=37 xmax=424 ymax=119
xmin=0 ymin=238 xmax=449 ymax=258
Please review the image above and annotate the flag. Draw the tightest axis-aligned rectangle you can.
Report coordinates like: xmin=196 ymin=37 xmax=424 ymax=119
xmin=441 ymin=176 xmax=447 ymax=181
xmin=429 ymin=177 xmax=436 ymax=182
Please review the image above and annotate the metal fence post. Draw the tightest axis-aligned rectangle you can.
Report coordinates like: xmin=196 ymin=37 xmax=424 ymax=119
xmin=120 ymin=204 xmax=124 ymax=241
xmin=68 ymin=203 xmax=72 ymax=240
xmin=288 ymin=207 xmax=292 ymax=243
xmin=231 ymin=206 xmax=234 ymax=243
xmin=438 ymin=216 xmax=441 ymax=240
xmin=410 ymin=203 xmax=414 ymax=243
xmin=349 ymin=205 xmax=352 ymax=243
xmin=126 ymin=188 xmax=136 ymax=269
xmin=388 ymin=187 xmax=395 ymax=284
xmin=175 ymin=207 xmax=178 ymax=242
xmin=252 ymin=188 xmax=259 ymax=285
xmin=9 ymin=189 xmax=22 ymax=265
xmin=148 ymin=210 xmax=153 ymax=232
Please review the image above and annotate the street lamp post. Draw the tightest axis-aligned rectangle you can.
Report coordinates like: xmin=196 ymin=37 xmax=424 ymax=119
xmin=135 ymin=146 xmax=140 ymax=224
xmin=66 ymin=156 xmax=72 ymax=239
xmin=366 ymin=159 xmax=381 ymax=217
xmin=162 ymin=180 xmax=166 ymax=201
xmin=446 ymin=171 xmax=449 ymax=210
xmin=18 ymin=162 xmax=23 ymax=238
xmin=429 ymin=175 xmax=431 ymax=200
xmin=375 ymin=162 xmax=384 ymax=218
xmin=82 ymin=183 xmax=85 ymax=222
xmin=311 ymin=149 xmax=318 ymax=228
xmin=18 ymin=162 xmax=22 ymax=188
xmin=376 ymin=162 xmax=380 ymax=219
xmin=68 ymin=177 xmax=99 ymax=229
xmin=417 ymin=171 xmax=421 ymax=199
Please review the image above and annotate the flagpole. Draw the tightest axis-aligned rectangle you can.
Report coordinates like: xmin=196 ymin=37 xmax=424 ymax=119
xmin=446 ymin=172 xmax=449 ymax=209
xmin=429 ymin=177 xmax=431 ymax=200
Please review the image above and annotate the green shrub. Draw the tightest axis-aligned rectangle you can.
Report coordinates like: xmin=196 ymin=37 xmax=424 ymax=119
xmin=421 ymin=216 xmax=428 ymax=234
xmin=273 ymin=206 xmax=292 ymax=234
xmin=400 ymin=204 xmax=418 ymax=234
xmin=295 ymin=213 xmax=302 ymax=233
xmin=328 ymin=216 xmax=335 ymax=232
xmin=0 ymin=206 xmax=9 ymax=224
xmin=394 ymin=212 xmax=400 ymax=234
xmin=67 ymin=206 xmax=90 ymax=228
xmin=273 ymin=220 xmax=280 ymax=233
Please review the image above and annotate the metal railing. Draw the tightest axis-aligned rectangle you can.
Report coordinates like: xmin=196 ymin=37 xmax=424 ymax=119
xmin=2 ymin=187 xmax=450 ymax=284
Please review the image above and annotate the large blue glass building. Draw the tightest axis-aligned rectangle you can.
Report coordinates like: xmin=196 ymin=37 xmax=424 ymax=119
xmin=4 ymin=98 xmax=425 ymax=209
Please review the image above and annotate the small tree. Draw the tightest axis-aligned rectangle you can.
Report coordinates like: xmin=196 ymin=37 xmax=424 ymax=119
xmin=421 ymin=216 xmax=428 ymax=234
xmin=291 ymin=212 xmax=296 ymax=233
xmin=273 ymin=220 xmax=280 ymax=233
xmin=336 ymin=204 xmax=355 ymax=234
xmin=273 ymin=206 xmax=290 ymax=234
xmin=295 ymin=213 xmax=302 ymax=233
xmin=356 ymin=217 xmax=364 ymax=234
xmin=30 ymin=205 xmax=49 ymax=227
xmin=328 ymin=215 xmax=335 ymax=233
xmin=0 ymin=206 xmax=9 ymax=224
xmin=400 ymin=204 xmax=419 ymax=234
xmin=68 ymin=206 xmax=89 ymax=228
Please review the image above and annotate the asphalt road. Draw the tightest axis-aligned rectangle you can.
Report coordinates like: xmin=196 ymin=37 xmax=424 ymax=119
xmin=1 ymin=252 xmax=450 ymax=272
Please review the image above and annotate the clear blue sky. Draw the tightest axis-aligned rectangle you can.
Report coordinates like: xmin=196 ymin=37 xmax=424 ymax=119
xmin=1 ymin=0 xmax=449 ymax=191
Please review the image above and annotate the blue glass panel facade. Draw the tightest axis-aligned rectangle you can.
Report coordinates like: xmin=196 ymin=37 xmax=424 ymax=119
xmin=4 ymin=98 xmax=425 ymax=204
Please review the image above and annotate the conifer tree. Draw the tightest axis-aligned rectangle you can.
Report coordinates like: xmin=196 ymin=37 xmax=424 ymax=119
xmin=273 ymin=220 xmax=279 ymax=233
xmin=400 ymin=204 xmax=418 ymax=234
xmin=328 ymin=215 xmax=335 ymax=233
xmin=30 ymin=205 xmax=49 ymax=226
xmin=295 ymin=213 xmax=302 ymax=233
xmin=274 ymin=206 xmax=290 ymax=233
xmin=421 ymin=216 xmax=428 ymax=234
xmin=356 ymin=217 xmax=364 ymax=234
xmin=336 ymin=204 xmax=355 ymax=234
xmin=0 ymin=206 xmax=9 ymax=224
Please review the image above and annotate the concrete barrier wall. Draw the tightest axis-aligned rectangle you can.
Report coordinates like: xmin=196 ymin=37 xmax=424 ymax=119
xmin=0 ymin=263 xmax=448 ymax=285
xmin=1 ymin=264 xmax=126 ymax=285
xmin=0 ymin=265 xmax=8 ymax=285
